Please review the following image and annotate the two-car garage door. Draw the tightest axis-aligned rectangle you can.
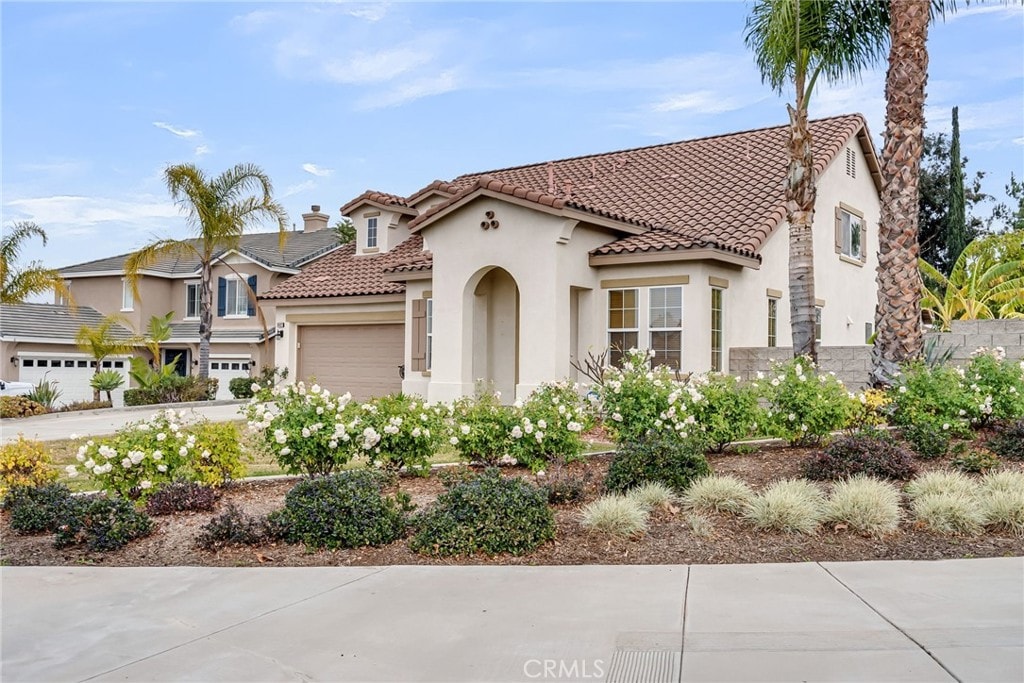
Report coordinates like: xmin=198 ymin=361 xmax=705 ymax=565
xmin=297 ymin=324 xmax=404 ymax=400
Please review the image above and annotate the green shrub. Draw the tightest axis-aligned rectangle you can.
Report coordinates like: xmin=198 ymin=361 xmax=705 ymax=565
xmin=449 ymin=392 xmax=517 ymax=466
xmin=0 ymin=436 xmax=58 ymax=498
xmin=145 ymin=481 xmax=219 ymax=515
xmin=123 ymin=375 xmax=217 ymax=406
xmin=802 ymin=430 xmax=917 ymax=481
xmin=268 ymin=470 xmax=410 ymax=550
xmin=230 ymin=366 xmax=287 ymax=399
xmin=599 ymin=348 xmax=683 ymax=444
xmin=744 ymin=479 xmax=826 ymax=534
xmin=901 ymin=420 xmax=952 ymax=459
xmin=605 ymin=435 xmax=710 ymax=494
xmin=626 ymin=482 xmax=678 ymax=511
xmin=509 ymin=382 xmax=592 ymax=472
xmin=683 ymin=373 xmax=762 ymax=451
xmin=905 ymin=471 xmax=979 ymax=500
xmin=888 ymin=362 xmax=972 ymax=428
xmin=58 ymin=400 xmax=112 ymax=413
xmin=228 ymin=377 xmax=255 ymax=399
xmin=962 ymin=348 xmax=1024 ymax=425
xmin=541 ymin=469 xmax=591 ymax=505
xmin=911 ymin=492 xmax=984 ymax=535
xmin=4 ymin=483 xmax=79 ymax=535
xmin=411 ymin=469 xmax=554 ymax=556
xmin=244 ymin=382 xmax=355 ymax=477
xmin=824 ymin=475 xmax=902 ymax=536
xmin=0 ymin=396 xmax=48 ymax=418
xmin=579 ymin=495 xmax=648 ymax=537
xmin=681 ymin=475 xmax=755 ymax=514
xmin=197 ymin=503 xmax=277 ymax=549
xmin=986 ymin=420 xmax=1024 ymax=460
xmin=950 ymin=444 xmax=1000 ymax=474
xmin=759 ymin=356 xmax=853 ymax=445
xmin=186 ymin=421 xmax=245 ymax=485
xmin=53 ymin=496 xmax=154 ymax=551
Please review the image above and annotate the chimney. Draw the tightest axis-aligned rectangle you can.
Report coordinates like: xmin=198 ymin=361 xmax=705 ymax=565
xmin=301 ymin=204 xmax=329 ymax=233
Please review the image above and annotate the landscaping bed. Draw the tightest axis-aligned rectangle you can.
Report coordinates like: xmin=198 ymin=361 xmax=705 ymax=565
xmin=4 ymin=444 xmax=1021 ymax=568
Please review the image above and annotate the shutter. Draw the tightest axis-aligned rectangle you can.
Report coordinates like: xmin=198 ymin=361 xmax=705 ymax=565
xmin=834 ymin=206 xmax=843 ymax=253
xmin=217 ymin=277 xmax=226 ymax=317
xmin=411 ymin=298 xmax=427 ymax=372
xmin=247 ymin=275 xmax=257 ymax=316
xmin=860 ymin=218 xmax=868 ymax=263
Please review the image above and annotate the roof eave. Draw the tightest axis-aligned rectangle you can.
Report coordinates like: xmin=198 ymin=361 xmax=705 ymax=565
xmin=381 ymin=268 xmax=433 ymax=283
xmin=589 ymin=247 xmax=761 ymax=269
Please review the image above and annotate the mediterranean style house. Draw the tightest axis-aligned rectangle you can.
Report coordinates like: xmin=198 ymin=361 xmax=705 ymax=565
xmin=0 ymin=217 xmax=338 ymax=403
xmin=262 ymin=113 xmax=882 ymax=403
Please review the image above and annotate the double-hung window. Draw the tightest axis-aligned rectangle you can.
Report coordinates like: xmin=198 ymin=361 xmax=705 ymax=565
xmin=121 ymin=279 xmax=134 ymax=311
xmin=607 ymin=289 xmax=639 ymax=368
xmin=710 ymin=288 xmax=724 ymax=372
xmin=367 ymin=217 xmax=378 ymax=249
xmin=838 ymin=206 xmax=864 ymax=260
xmin=185 ymin=282 xmax=201 ymax=319
xmin=767 ymin=297 xmax=778 ymax=348
xmin=649 ymin=286 xmax=682 ymax=369
xmin=224 ymin=278 xmax=248 ymax=317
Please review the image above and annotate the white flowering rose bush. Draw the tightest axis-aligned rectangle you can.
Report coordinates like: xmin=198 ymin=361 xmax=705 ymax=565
xmin=598 ymin=349 xmax=681 ymax=444
xmin=450 ymin=392 xmax=518 ymax=466
xmin=962 ymin=348 xmax=1024 ymax=425
xmin=244 ymin=382 xmax=354 ymax=477
xmin=68 ymin=409 xmax=243 ymax=500
xmin=341 ymin=394 xmax=449 ymax=476
xmin=758 ymin=356 xmax=854 ymax=445
xmin=509 ymin=381 xmax=594 ymax=472
xmin=886 ymin=362 xmax=973 ymax=434
xmin=683 ymin=373 xmax=762 ymax=452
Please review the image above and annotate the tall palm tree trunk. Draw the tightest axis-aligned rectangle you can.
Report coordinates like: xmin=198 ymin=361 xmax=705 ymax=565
xmin=198 ymin=261 xmax=213 ymax=378
xmin=872 ymin=0 xmax=930 ymax=385
xmin=786 ymin=102 xmax=818 ymax=362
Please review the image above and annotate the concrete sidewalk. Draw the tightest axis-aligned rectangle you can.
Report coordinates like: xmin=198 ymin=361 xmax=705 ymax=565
xmin=2 ymin=558 xmax=1021 ymax=682
xmin=0 ymin=400 xmax=246 ymax=445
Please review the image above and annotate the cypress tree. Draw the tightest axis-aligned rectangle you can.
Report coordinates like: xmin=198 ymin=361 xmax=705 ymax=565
xmin=945 ymin=106 xmax=969 ymax=272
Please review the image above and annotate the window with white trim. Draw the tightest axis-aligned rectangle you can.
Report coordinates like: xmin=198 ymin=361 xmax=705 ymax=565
xmin=121 ymin=279 xmax=134 ymax=311
xmin=426 ymin=298 xmax=433 ymax=371
xmin=840 ymin=208 xmax=863 ymax=259
xmin=649 ymin=286 xmax=682 ymax=370
xmin=367 ymin=216 xmax=378 ymax=249
xmin=767 ymin=297 xmax=778 ymax=348
xmin=710 ymin=288 xmax=724 ymax=372
xmin=607 ymin=289 xmax=639 ymax=367
xmin=185 ymin=282 xmax=201 ymax=319
xmin=224 ymin=278 xmax=248 ymax=317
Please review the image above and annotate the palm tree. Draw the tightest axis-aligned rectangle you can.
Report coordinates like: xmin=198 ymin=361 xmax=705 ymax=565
xmin=745 ymin=0 xmax=888 ymax=362
xmin=920 ymin=234 xmax=1024 ymax=330
xmin=75 ymin=315 xmax=138 ymax=402
xmin=124 ymin=164 xmax=288 ymax=378
xmin=1 ymin=221 xmax=73 ymax=304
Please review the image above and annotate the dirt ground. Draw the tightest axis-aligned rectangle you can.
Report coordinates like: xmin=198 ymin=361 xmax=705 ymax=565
xmin=4 ymin=439 xmax=1022 ymax=567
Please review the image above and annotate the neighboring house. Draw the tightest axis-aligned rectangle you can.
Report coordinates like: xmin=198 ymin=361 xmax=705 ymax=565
xmin=1 ymin=210 xmax=340 ymax=402
xmin=263 ymin=113 xmax=882 ymax=403
xmin=0 ymin=302 xmax=134 ymax=405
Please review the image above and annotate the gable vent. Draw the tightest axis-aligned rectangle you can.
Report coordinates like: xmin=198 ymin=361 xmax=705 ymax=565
xmin=845 ymin=148 xmax=856 ymax=178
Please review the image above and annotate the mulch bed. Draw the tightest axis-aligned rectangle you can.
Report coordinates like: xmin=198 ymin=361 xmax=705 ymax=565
xmin=3 ymin=443 xmax=1022 ymax=567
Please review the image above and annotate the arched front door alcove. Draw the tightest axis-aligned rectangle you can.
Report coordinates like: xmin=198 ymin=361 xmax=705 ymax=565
xmin=464 ymin=266 xmax=519 ymax=402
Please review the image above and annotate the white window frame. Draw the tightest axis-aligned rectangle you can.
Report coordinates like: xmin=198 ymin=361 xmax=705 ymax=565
xmin=224 ymin=275 xmax=250 ymax=319
xmin=840 ymin=208 xmax=863 ymax=260
xmin=185 ymin=281 xmax=201 ymax=320
xmin=607 ymin=286 xmax=684 ymax=370
xmin=767 ymin=296 xmax=778 ymax=348
xmin=648 ymin=286 xmax=683 ymax=370
xmin=366 ymin=216 xmax=378 ymax=249
xmin=607 ymin=288 xmax=640 ymax=367
xmin=426 ymin=297 xmax=434 ymax=371
xmin=710 ymin=287 xmax=724 ymax=372
xmin=121 ymin=279 xmax=134 ymax=311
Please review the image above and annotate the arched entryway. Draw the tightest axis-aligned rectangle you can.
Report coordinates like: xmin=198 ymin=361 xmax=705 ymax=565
xmin=464 ymin=266 xmax=519 ymax=402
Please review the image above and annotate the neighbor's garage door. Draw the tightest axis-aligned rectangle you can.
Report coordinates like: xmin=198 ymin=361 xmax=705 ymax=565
xmin=18 ymin=354 xmax=129 ymax=406
xmin=297 ymin=324 xmax=404 ymax=400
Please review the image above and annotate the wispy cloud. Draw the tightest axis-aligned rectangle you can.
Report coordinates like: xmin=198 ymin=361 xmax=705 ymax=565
xmin=358 ymin=70 xmax=461 ymax=109
xmin=20 ymin=160 xmax=87 ymax=175
xmin=5 ymin=194 xmax=179 ymax=233
xmin=651 ymin=90 xmax=748 ymax=115
xmin=946 ymin=4 xmax=1024 ymax=22
xmin=194 ymin=144 xmax=210 ymax=157
xmin=320 ymin=46 xmax=433 ymax=84
xmin=302 ymin=163 xmax=333 ymax=177
xmin=153 ymin=121 xmax=200 ymax=139
xmin=344 ymin=2 xmax=390 ymax=22
xmin=282 ymin=180 xmax=316 ymax=198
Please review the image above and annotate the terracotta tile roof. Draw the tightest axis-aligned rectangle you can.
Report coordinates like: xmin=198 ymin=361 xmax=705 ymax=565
xmin=382 ymin=251 xmax=433 ymax=274
xmin=410 ymin=114 xmax=870 ymax=256
xmin=590 ymin=230 xmax=761 ymax=260
xmin=405 ymin=180 xmax=460 ymax=206
xmin=340 ymin=190 xmax=416 ymax=217
xmin=260 ymin=235 xmax=426 ymax=300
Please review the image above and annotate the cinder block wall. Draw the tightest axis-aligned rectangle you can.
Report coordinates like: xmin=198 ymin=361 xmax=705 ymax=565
xmin=730 ymin=319 xmax=1024 ymax=389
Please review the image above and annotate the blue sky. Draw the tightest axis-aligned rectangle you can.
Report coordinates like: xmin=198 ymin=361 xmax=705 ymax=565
xmin=2 ymin=1 xmax=1022 ymax=275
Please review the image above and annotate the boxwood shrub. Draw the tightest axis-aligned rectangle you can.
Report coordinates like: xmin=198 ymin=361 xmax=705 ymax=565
xmin=268 ymin=470 xmax=410 ymax=550
xmin=4 ymin=482 xmax=80 ymax=535
xmin=604 ymin=434 xmax=710 ymax=494
xmin=802 ymin=430 xmax=917 ymax=481
xmin=411 ymin=469 xmax=555 ymax=556
xmin=53 ymin=496 xmax=154 ymax=551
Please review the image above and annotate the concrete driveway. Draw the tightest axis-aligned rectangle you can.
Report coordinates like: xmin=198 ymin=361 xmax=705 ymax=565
xmin=2 ymin=558 xmax=1021 ymax=682
xmin=0 ymin=400 xmax=246 ymax=444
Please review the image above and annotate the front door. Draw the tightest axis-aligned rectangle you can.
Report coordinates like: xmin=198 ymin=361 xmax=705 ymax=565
xmin=162 ymin=349 xmax=190 ymax=376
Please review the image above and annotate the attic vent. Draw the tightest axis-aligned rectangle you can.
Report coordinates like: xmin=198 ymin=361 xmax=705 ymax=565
xmin=845 ymin=148 xmax=856 ymax=178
